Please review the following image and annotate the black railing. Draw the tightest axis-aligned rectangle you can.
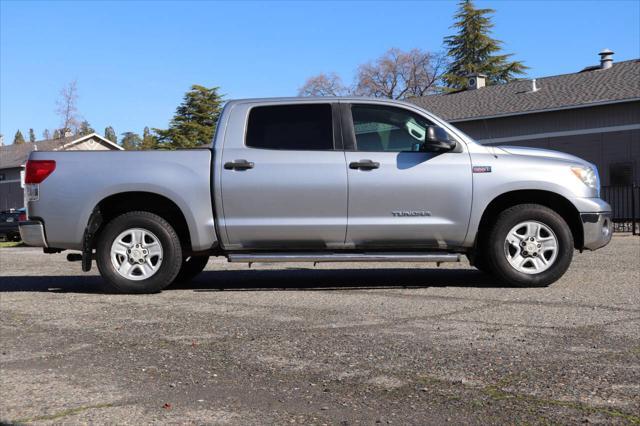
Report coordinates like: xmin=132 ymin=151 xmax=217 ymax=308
xmin=600 ymin=185 xmax=639 ymax=235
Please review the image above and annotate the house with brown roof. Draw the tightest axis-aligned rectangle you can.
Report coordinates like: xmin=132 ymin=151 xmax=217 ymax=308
xmin=0 ymin=133 xmax=122 ymax=211
xmin=411 ymin=50 xmax=640 ymax=186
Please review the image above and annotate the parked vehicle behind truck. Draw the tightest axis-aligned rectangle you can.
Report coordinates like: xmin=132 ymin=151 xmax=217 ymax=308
xmin=0 ymin=209 xmax=25 ymax=242
xmin=20 ymin=97 xmax=612 ymax=293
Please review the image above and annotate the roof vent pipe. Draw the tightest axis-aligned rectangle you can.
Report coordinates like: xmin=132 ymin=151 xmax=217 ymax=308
xmin=531 ymin=79 xmax=539 ymax=92
xmin=599 ymin=49 xmax=614 ymax=69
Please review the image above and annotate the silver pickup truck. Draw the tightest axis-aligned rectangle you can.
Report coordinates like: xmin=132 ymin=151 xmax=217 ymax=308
xmin=20 ymin=97 xmax=612 ymax=293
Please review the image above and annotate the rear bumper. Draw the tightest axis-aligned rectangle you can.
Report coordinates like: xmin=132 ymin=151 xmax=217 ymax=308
xmin=581 ymin=212 xmax=612 ymax=251
xmin=19 ymin=220 xmax=48 ymax=247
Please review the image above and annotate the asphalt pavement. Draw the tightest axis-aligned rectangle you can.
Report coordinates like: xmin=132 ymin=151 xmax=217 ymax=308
xmin=1 ymin=236 xmax=639 ymax=424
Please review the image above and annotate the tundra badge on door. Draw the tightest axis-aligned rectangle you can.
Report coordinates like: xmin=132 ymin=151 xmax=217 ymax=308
xmin=392 ymin=211 xmax=432 ymax=217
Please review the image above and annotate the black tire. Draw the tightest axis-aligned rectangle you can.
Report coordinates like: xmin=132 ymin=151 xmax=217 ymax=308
xmin=470 ymin=251 xmax=493 ymax=274
xmin=484 ymin=204 xmax=574 ymax=287
xmin=96 ymin=211 xmax=183 ymax=294
xmin=172 ymin=255 xmax=210 ymax=284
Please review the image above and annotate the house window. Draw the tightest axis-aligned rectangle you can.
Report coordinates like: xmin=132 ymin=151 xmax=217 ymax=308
xmin=609 ymin=162 xmax=633 ymax=186
xmin=0 ymin=173 xmax=5 ymax=181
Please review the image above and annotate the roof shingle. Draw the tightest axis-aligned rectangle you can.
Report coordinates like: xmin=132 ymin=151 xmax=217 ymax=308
xmin=410 ymin=59 xmax=640 ymax=121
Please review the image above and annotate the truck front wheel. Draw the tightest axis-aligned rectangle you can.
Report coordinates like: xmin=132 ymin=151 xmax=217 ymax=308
xmin=172 ymin=255 xmax=210 ymax=284
xmin=485 ymin=204 xmax=574 ymax=287
xmin=96 ymin=211 xmax=183 ymax=294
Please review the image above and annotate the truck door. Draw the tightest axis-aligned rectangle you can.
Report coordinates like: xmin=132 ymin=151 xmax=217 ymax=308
xmin=219 ymin=103 xmax=348 ymax=250
xmin=342 ymin=103 xmax=472 ymax=249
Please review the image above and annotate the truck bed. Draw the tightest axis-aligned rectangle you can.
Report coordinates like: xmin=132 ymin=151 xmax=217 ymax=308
xmin=27 ymin=149 xmax=217 ymax=251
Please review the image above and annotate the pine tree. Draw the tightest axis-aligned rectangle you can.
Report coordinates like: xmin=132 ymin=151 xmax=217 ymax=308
xmin=43 ymin=129 xmax=51 ymax=140
xmin=29 ymin=128 xmax=36 ymax=143
xmin=154 ymin=85 xmax=224 ymax=149
xmin=13 ymin=130 xmax=25 ymax=145
xmin=140 ymin=126 xmax=158 ymax=150
xmin=78 ymin=120 xmax=95 ymax=136
xmin=53 ymin=129 xmax=62 ymax=139
xmin=120 ymin=132 xmax=142 ymax=150
xmin=104 ymin=126 xmax=117 ymax=144
xmin=443 ymin=0 xmax=528 ymax=89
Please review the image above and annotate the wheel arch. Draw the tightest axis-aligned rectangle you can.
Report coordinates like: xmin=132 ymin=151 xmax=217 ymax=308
xmin=89 ymin=191 xmax=193 ymax=252
xmin=475 ymin=190 xmax=584 ymax=250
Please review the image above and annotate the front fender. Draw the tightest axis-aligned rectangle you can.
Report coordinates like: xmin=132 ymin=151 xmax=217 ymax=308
xmin=464 ymin=152 xmax=597 ymax=247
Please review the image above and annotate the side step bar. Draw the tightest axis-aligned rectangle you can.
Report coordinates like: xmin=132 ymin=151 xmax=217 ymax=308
xmin=228 ymin=252 xmax=460 ymax=263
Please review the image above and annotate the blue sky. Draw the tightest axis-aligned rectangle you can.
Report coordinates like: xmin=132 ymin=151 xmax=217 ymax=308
xmin=1 ymin=0 xmax=639 ymax=141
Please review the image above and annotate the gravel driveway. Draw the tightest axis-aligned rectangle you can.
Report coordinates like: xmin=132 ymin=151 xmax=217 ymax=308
xmin=1 ymin=236 xmax=639 ymax=424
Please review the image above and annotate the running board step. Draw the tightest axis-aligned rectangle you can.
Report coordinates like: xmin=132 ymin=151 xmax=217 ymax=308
xmin=227 ymin=252 xmax=460 ymax=263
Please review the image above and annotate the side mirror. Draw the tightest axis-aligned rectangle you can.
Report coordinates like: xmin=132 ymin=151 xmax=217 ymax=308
xmin=421 ymin=126 xmax=456 ymax=152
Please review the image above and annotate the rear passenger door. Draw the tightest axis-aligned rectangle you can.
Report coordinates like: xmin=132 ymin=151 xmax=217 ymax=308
xmin=220 ymin=103 xmax=349 ymax=250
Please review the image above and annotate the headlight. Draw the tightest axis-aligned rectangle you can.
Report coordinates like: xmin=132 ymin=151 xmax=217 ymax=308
xmin=571 ymin=166 xmax=600 ymax=192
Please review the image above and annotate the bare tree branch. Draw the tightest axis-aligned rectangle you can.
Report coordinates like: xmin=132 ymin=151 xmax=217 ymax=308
xmin=55 ymin=80 xmax=80 ymax=135
xmin=354 ymin=48 xmax=447 ymax=99
xmin=298 ymin=73 xmax=349 ymax=97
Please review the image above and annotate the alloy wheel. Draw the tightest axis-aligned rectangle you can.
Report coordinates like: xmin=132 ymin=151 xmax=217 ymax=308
xmin=503 ymin=221 xmax=558 ymax=274
xmin=110 ymin=227 xmax=163 ymax=280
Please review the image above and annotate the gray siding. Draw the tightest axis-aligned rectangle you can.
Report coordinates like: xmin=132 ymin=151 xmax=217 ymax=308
xmin=453 ymin=101 xmax=640 ymax=140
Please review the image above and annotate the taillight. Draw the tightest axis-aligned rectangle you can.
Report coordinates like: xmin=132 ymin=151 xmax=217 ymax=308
xmin=18 ymin=212 xmax=27 ymax=222
xmin=25 ymin=160 xmax=56 ymax=184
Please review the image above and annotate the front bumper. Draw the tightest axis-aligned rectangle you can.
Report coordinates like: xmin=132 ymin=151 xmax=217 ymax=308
xmin=19 ymin=220 xmax=48 ymax=247
xmin=581 ymin=212 xmax=612 ymax=250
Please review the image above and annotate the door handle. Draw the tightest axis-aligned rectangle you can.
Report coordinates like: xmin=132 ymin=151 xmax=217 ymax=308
xmin=349 ymin=159 xmax=380 ymax=170
xmin=224 ymin=159 xmax=255 ymax=170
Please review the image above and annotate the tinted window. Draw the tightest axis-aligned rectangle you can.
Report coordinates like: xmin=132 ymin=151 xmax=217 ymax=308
xmin=246 ymin=104 xmax=334 ymax=150
xmin=351 ymin=104 xmax=434 ymax=152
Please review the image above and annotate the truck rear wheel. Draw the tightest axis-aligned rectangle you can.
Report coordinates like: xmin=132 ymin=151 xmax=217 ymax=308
xmin=485 ymin=204 xmax=574 ymax=287
xmin=96 ymin=211 xmax=182 ymax=294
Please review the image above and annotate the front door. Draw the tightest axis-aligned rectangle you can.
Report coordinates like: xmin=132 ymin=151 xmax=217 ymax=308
xmin=343 ymin=103 xmax=472 ymax=249
xmin=220 ymin=103 xmax=348 ymax=250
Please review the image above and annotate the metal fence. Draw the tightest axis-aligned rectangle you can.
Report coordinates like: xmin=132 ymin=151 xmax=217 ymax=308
xmin=600 ymin=185 xmax=639 ymax=234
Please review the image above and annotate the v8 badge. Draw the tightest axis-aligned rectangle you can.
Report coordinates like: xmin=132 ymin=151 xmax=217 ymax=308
xmin=473 ymin=166 xmax=492 ymax=173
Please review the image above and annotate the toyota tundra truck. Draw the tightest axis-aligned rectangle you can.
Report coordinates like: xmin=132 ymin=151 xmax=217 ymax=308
xmin=19 ymin=97 xmax=612 ymax=293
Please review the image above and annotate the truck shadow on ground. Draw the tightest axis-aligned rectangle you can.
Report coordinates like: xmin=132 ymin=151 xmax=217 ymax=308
xmin=0 ymin=267 xmax=519 ymax=293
